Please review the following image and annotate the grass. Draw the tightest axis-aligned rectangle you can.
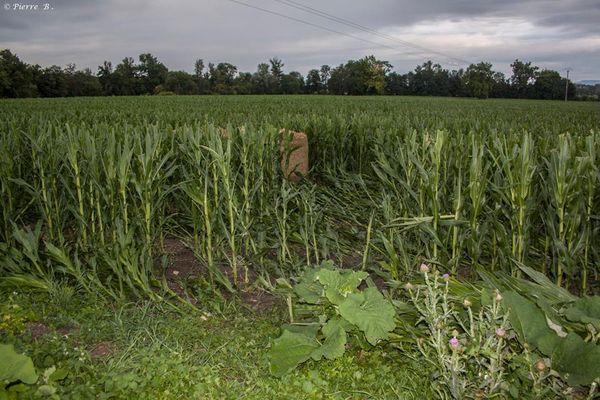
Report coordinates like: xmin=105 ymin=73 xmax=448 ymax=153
xmin=1 ymin=287 xmax=434 ymax=399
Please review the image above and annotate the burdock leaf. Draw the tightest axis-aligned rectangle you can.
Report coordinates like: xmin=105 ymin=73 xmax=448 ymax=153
xmin=502 ymin=291 xmax=560 ymax=356
xmin=294 ymin=268 xmax=323 ymax=304
xmin=316 ymin=268 xmax=368 ymax=305
xmin=310 ymin=327 xmax=346 ymax=361
xmin=322 ymin=317 xmax=354 ymax=337
xmin=0 ymin=343 xmax=38 ymax=385
xmin=563 ymin=296 xmax=600 ymax=330
xmin=338 ymin=287 xmax=396 ymax=345
xmin=552 ymin=333 xmax=600 ymax=386
xmin=269 ymin=329 xmax=319 ymax=377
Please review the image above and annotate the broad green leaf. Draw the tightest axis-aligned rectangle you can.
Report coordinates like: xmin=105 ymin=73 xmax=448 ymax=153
xmin=552 ymin=333 xmax=600 ymax=386
xmin=316 ymin=269 xmax=368 ymax=294
xmin=294 ymin=268 xmax=322 ymax=304
xmin=49 ymin=368 xmax=68 ymax=381
xmin=294 ymin=281 xmax=323 ymax=304
xmin=0 ymin=344 xmax=38 ymax=385
xmin=563 ymin=296 xmax=600 ymax=330
xmin=322 ymin=317 xmax=354 ymax=337
xmin=310 ymin=327 xmax=346 ymax=361
xmin=502 ymin=291 xmax=560 ymax=356
xmin=315 ymin=269 xmax=345 ymax=304
xmin=269 ymin=323 xmax=348 ymax=376
xmin=315 ymin=268 xmax=343 ymax=288
xmin=338 ymin=287 xmax=396 ymax=345
xmin=316 ymin=268 xmax=368 ymax=305
xmin=280 ymin=323 xmax=320 ymax=338
xmin=269 ymin=330 xmax=319 ymax=377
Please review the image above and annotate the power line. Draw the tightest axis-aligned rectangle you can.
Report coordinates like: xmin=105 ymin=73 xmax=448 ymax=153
xmin=225 ymin=0 xmax=435 ymax=61
xmin=270 ymin=0 xmax=471 ymax=66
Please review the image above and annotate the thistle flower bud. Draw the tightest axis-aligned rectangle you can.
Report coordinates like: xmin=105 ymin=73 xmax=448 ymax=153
xmin=535 ymin=360 xmax=546 ymax=371
xmin=463 ymin=298 xmax=472 ymax=308
xmin=442 ymin=273 xmax=450 ymax=281
xmin=449 ymin=337 xmax=459 ymax=349
xmin=495 ymin=291 xmax=503 ymax=302
xmin=404 ymin=282 xmax=414 ymax=290
xmin=419 ymin=263 xmax=430 ymax=273
xmin=495 ymin=327 xmax=506 ymax=338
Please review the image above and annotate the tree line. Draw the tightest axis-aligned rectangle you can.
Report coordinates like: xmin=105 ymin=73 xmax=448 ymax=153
xmin=0 ymin=49 xmax=577 ymax=100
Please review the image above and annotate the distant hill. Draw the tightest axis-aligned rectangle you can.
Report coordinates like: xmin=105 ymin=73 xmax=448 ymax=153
xmin=577 ymin=80 xmax=600 ymax=86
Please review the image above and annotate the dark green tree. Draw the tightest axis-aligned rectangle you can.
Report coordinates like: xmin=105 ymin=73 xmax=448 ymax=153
xmin=252 ymin=63 xmax=273 ymax=94
xmin=0 ymin=49 xmax=38 ymax=97
xmin=138 ymin=53 xmax=168 ymax=94
xmin=464 ymin=62 xmax=494 ymax=99
xmin=534 ymin=69 xmax=574 ymax=100
xmin=328 ymin=56 xmax=390 ymax=95
xmin=163 ymin=71 xmax=197 ymax=94
xmin=269 ymin=57 xmax=284 ymax=94
xmin=209 ymin=62 xmax=237 ymax=94
xmin=65 ymin=67 xmax=102 ymax=96
xmin=37 ymin=65 xmax=67 ymax=97
xmin=510 ymin=59 xmax=539 ymax=98
xmin=448 ymin=69 xmax=468 ymax=97
xmin=305 ymin=69 xmax=321 ymax=94
xmin=194 ymin=58 xmax=210 ymax=94
xmin=97 ymin=61 xmax=116 ymax=95
xmin=385 ymin=71 xmax=409 ymax=95
xmin=281 ymin=71 xmax=304 ymax=94
xmin=113 ymin=57 xmax=140 ymax=95
xmin=409 ymin=61 xmax=450 ymax=96
xmin=491 ymin=72 xmax=511 ymax=98
xmin=319 ymin=65 xmax=331 ymax=93
xmin=234 ymin=72 xmax=254 ymax=94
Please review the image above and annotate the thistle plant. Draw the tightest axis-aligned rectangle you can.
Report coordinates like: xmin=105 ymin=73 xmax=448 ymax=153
xmin=406 ymin=264 xmax=511 ymax=399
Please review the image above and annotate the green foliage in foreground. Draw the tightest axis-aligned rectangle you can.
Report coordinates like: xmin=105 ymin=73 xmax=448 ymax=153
xmin=503 ymin=291 xmax=600 ymax=387
xmin=269 ymin=262 xmax=395 ymax=376
xmin=0 ymin=288 xmax=433 ymax=399
xmin=0 ymin=343 xmax=38 ymax=397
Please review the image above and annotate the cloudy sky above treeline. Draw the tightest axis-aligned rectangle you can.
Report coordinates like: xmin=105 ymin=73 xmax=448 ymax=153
xmin=1 ymin=0 xmax=598 ymax=80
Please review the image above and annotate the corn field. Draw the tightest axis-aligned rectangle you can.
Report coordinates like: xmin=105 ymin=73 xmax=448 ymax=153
xmin=0 ymin=95 xmax=598 ymax=300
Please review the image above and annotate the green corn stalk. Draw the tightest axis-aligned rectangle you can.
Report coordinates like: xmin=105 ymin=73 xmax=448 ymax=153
xmin=275 ymin=182 xmax=298 ymax=265
xmin=579 ymin=133 xmax=597 ymax=294
xmin=491 ymin=132 xmax=535 ymax=275
xmin=64 ymin=126 xmax=88 ymax=248
xmin=467 ymin=133 xmax=486 ymax=267
xmin=546 ymin=134 xmax=582 ymax=287
xmin=428 ymin=130 xmax=447 ymax=260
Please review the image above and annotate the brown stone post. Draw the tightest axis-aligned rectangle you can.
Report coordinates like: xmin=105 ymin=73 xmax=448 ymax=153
xmin=279 ymin=129 xmax=309 ymax=182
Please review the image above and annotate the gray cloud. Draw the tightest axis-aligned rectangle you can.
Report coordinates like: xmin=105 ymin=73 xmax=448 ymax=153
xmin=0 ymin=0 xmax=598 ymax=79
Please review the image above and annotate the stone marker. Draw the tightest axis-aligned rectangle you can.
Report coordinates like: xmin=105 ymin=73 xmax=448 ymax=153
xmin=279 ymin=129 xmax=309 ymax=182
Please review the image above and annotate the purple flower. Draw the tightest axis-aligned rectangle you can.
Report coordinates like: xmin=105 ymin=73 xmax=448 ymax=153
xmin=495 ymin=327 xmax=506 ymax=338
xmin=419 ymin=263 xmax=430 ymax=273
xmin=449 ymin=337 xmax=460 ymax=349
xmin=442 ymin=273 xmax=450 ymax=281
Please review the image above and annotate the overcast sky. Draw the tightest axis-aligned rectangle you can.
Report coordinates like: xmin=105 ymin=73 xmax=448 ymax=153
xmin=1 ymin=0 xmax=599 ymax=80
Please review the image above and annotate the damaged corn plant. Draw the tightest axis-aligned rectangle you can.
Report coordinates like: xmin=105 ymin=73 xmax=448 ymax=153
xmin=0 ymin=96 xmax=599 ymax=297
